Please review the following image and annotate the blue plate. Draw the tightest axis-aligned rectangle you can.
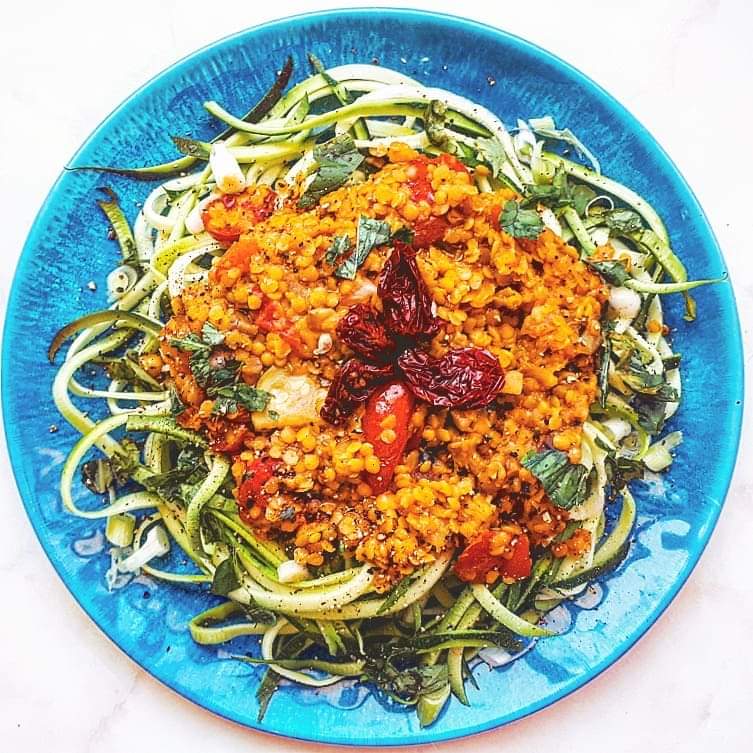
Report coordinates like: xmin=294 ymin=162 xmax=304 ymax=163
xmin=2 ymin=8 xmax=744 ymax=746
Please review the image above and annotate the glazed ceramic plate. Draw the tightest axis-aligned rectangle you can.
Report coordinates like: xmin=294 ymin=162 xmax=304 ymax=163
xmin=2 ymin=9 xmax=743 ymax=746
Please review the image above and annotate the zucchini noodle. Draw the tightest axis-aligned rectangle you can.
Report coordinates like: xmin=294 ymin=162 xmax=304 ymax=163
xmin=53 ymin=56 xmax=718 ymax=727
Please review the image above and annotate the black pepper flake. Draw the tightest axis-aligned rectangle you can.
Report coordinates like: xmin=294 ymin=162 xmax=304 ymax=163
xmin=142 ymin=591 xmax=150 ymax=600
xmin=49 ymin=424 xmax=58 ymax=433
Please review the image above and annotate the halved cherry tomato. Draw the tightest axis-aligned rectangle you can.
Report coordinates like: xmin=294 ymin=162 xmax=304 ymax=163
xmin=413 ymin=216 xmax=448 ymax=248
xmin=255 ymin=297 xmax=307 ymax=357
xmin=237 ymin=457 xmax=280 ymax=506
xmin=362 ymin=380 xmax=415 ymax=495
xmin=202 ymin=188 xmax=277 ymax=244
xmin=454 ymin=530 xmax=532 ymax=583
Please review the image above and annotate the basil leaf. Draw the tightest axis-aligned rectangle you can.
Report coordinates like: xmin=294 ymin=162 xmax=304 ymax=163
xmin=633 ymin=395 xmax=667 ymax=434
xmin=325 ymin=234 xmax=352 ymax=265
xmin=201 ymin=322 xmax=225 ymax=346
xmin=211 ymin=384 xmax=273 ymax=415
xmin=499 ymin=200 xmax=543 ymax=240
xmin=168 ymin=333 xmax=206 ymax=352
xmin=211 ymin=557 xmax=241 ymax=597
xmin=298 ymin=135 xmax=364 ymax=209
xmin=521 ymin=449 xmax=591 ymax=509
xmin=335 ymin=216 xmax=391 ymax=279
xmin=571 ymin=184 xmax=597 ymax=215
xmin=391 ymin=226 xmax=415 ymax=245
xmin=605 ymin=208 xmax=643 ymax=235
xmin=476 ymin=137 xmax=506 ymax=178
xmin=587 ymin=259 xmax=632 ymax=286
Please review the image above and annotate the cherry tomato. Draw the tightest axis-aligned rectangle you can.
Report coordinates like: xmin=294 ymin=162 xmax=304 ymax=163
xmin=202 ymin=188 xmax=277 ymax=244
xmin=406 ymin=159 xmax=434 ymax=203
xmin=454 ymin=531 xmax=532 ymax=583
xmin=362 ymin=380 xmax=415 ymax=495
xmin=256 ymin=297 xmax=307 ymax=357
xmin=412 ymin=216 xmax=448 ymax=248
xmin=237 ymin=457 xmax=280 ymax=506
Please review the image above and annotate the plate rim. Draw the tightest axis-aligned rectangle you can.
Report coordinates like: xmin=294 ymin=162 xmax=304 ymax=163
xmin=2 ymin=7 xmax=745 ymax=747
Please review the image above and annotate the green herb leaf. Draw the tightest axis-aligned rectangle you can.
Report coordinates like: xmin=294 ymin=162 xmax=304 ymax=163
xmin=391 ymin=226 xmax=415 ymax=244
xmin=605 ymin=208 xmax=644 ymax=235
xmin=169 ymin=387 xmax=186 ymax=417
xmin=201 ymin=322 xmax=225 ymax=346
xmin=211 ymin=557 xmax=241 ymax=597
xmin=587 ymin=259 xmax=632 ymax=286
xmin=211 ymin=384 xmax=273 ymax=415
xmin=476 ymin=137 xmax=506 ymax=178
xmin=632 ymin=395 xmax=667 ymax=434
xmin=298 ymin=135 xmax=365 ymax=209
xmin=143 ymin=445 xmax=206 ymax=503
xmin=499 ymin=200 xmax=544 ymax=240
xmin=168 ymin=333 xmax=206 ymax=352
xmin=324 ymin=234 xmax=352 ymax=265
xmin=521 ymin=449 xmax=591 ymax=509
xmin=335 ymin=216 xmax=391 ymax=279
xmin=571 ymin=184 xmax=597 ymax=215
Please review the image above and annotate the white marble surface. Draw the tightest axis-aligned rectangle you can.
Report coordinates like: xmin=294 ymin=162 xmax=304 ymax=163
xmin=1 ymin=1 xmax=752 ymax=750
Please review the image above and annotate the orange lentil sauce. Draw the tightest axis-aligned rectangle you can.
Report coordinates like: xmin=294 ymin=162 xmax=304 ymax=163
xmin=156 ymin=142 xmax=607 ymax=589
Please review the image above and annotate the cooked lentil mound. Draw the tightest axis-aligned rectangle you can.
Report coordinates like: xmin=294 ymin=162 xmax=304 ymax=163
xmin=158 ymin=142 xmax=607 ymax=589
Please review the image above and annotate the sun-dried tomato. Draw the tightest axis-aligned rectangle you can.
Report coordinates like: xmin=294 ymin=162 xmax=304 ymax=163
xmin=412 ymin=216 xmax=448 ymax=249
xmin=320 ymin=358 xmax=394 ymax=425
xmin=335 ymin=304 xmax=399 ymax=363
xmin=397 ymin=347 xmax=505 ymax=408
xmin=378 ymin=241 xmax=440 ymax=339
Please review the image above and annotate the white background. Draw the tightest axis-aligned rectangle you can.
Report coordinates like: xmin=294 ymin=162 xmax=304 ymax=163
xmin=2 ymin=1 xmax=752 ymax=751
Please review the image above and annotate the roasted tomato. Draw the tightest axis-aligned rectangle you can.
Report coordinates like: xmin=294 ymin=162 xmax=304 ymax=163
xmin=362 ymin=380 xmax=415 ymax=494
xmin=202 ymin=187 xmax=277 ymax=244
xmin=255 ymin=297 xmax=306 ymax=357
xmin=412 ymin=216 xmax=449 ymax=248
xmin=454 ymin=530 xmax=532 ymax=583
xmin=237 ymin=457 xmax=280 ymax=507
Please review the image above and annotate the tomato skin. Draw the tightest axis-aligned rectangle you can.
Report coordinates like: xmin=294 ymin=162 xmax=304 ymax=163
xmin=362 ymin=380 xmax=415 ymax=494
xmin=454 ymin=531 xmax=532 ymax=583
xmin=412 ymin=216 xmax=448 ymax=248
xmin=237 ymin=458 xmax=280 ymax=506
xmin=256 ymin=297 xmax=307 ymax=357
xmin=434 ymin=152 xmax=469 ymax=174
xmin=407 ymin=159 xmax=434 ymax=203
